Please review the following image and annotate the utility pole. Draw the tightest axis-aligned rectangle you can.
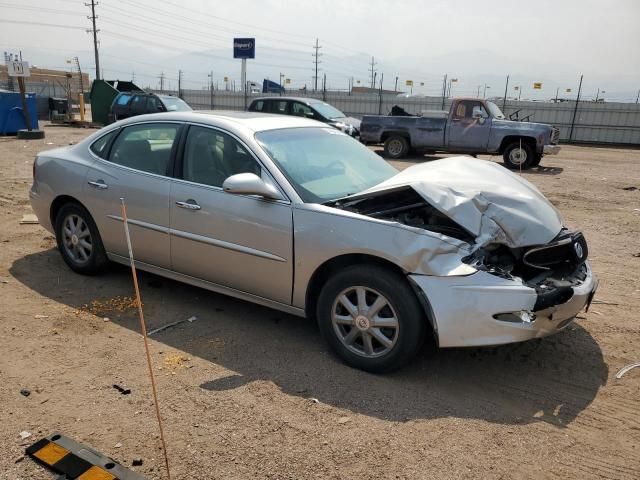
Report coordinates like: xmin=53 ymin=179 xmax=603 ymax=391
xmin=394 ymin=76 xmax=398 ymax=93
xmin=159 ymin=72 xmax=165 ymax=92
xmin=595 ymin=88 xmax=600 ymax=102
xmin=208 ymin=71 xmax=214 ymax=109
xmin=85 ymin=0 xmax=100 ymax=80
xmin=477 ymin=85 xmax=481 ymax=98
xmin=322 ymin=73 xmax=326 ymax=101
xmin=312 ymin=38 xmax=322 ymax=92
xmin=636 ymin=89 xmax=639 ymax=104
xmin=502 ymin=75 xmax=509 ymax=111
xmin=369 ymin=56 xmax=377 ymax=89
xmin=132 ymin=71 xmax=135 ymax=82
xmin=569 ymin=74 xmax=583 ymax=142
xmin=178 ymin=70 xmax=182 ymax=98
xmin=483 ymin=84 xmax=490 ymax=98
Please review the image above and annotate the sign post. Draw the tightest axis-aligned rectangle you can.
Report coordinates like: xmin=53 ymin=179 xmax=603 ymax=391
xmin=234 ymin=38 xmax=255 ymax=109
xmin=8 ymin=60 xmax=44 ymax=139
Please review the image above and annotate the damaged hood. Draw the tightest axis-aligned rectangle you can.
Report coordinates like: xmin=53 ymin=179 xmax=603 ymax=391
xmin=360 ymin=157 xmax=563 ymax=248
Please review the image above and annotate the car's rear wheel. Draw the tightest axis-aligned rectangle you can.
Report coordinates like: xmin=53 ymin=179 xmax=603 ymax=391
xmin=384 ymin=135 xmax=409 ymax=159
xmin=55 ymin=203 xmax=108 ymax=275
xmin=503 ymin=141 xmax=535 ymax=169
xmin=316 ymin=265 xmax=426 ymax=373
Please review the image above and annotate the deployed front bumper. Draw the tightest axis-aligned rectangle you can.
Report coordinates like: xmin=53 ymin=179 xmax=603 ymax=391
xmin=410 ymin=262 xmax=597 ymax=348
xmin=543 ymin=144 xmax=561 ymax=155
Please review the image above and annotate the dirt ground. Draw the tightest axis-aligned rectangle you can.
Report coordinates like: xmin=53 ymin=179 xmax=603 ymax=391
xmin=1 ymin=123 xmax=639 ymax=479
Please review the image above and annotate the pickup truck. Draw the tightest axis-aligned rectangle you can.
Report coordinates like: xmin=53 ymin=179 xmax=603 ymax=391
xmin=360 ymin=98 xmax=561 ymax=169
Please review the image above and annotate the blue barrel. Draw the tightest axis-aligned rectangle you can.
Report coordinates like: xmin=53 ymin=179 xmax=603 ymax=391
xmin=0 ymin=90 xmax=39 ymax=134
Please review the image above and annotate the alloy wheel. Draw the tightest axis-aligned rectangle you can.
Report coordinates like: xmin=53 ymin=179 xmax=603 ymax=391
xmin=331 ymin=286 xmax=399 ymax=358
xmin=62 ymin=214 xmax=93 ymax=264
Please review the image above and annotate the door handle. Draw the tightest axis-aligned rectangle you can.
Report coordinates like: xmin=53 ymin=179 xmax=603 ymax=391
xmin=88 ymin=180 xmax=108 ymax=189
xmin=176 ymin=200 xmax=201 ymax=210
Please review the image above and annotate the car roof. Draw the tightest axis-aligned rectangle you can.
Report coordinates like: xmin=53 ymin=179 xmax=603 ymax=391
xmin=110 ymin=110 xmax=327 ymax=133
xmin=250 ymin=96 xmax=326 ymax=105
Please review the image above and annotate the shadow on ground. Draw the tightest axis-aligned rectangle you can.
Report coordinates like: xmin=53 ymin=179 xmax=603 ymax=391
xmin=11 ymin=249 xmax=607 ymax=427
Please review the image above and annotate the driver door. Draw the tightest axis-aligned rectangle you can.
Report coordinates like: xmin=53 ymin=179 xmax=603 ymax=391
xmin=447 ymin=100 xmax=492 ymax=151
xmin=169 ymin=125 xmax=293 ymax=304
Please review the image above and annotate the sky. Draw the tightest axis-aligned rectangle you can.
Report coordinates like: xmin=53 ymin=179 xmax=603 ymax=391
xmin=1 ymin=0 xmax=639 ymax=101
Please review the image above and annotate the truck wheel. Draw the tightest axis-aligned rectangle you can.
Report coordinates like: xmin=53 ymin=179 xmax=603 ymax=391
xmin=384 ymin=136 xmax=409 ymax=159
xmin=531 ymin=153 xmax=542 ymax=167
xmin=503 ymin=141 xmax=535 ymax=170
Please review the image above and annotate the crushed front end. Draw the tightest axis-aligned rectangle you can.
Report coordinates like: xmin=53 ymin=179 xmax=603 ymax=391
xmin=410 ymin=229 xmax=597 ymax=347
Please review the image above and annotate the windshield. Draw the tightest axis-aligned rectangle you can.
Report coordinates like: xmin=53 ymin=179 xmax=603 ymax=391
xmin=310 ymin=102 xmax=346 ymax=120
xmin=160 ymin=96 xmax=192 ymax=112
xmin=256 ymin=127 xmax=397 ymax=203
xmin=486 ymin=101 xmax=505 ymax=119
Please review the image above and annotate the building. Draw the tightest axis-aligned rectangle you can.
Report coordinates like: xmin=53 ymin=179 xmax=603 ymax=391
xmin=0 ymin=65 xmax=90 ymax=94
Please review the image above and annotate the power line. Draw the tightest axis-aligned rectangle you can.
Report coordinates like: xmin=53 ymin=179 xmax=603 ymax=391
xmin=85 ymin=0 xmax=100 ymax=80
xmin=313 ymin=38 xmax=322 ymax=91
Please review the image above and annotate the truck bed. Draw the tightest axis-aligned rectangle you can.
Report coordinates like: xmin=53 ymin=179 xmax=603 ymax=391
xmin=360 ymin=114 xmax=447 ymax=148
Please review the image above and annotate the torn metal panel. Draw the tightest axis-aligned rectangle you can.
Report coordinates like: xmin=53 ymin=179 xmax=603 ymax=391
xmin=352 ymin=157 xmax=563 ymax=249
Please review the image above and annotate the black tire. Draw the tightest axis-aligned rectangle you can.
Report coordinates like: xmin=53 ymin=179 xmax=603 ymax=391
xmin=383 ymin=135 xmax=409 ymax=159
xmin=316 ymin=265 xmax=426 ymax=373
xmin=503 ymin=141 xmax=535 ymax=170
xmin=54 ymin=202 xmax=108 ymax=275
xmin=531 ymin=153 xmax=543 ymax=167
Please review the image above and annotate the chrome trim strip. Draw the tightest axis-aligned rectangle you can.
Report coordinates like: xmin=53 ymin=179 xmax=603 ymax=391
xmin=170 ymin=228 xmax=286 ymax=263
xmin=107 ymin=215 xmax=169 ymax=234
xmin=107 ymin=253 xmax=304 ymax=317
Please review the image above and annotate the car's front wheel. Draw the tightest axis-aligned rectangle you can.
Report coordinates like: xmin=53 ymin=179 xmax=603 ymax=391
xmin=55 ymin=202 xmax=108 ymax=275
xmin=316 ymin=265 xmax=426 ymax=373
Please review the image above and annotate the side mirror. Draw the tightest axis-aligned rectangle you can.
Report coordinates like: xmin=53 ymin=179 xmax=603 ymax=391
xmin=304 ymin=111 xmax=315 ymax=119
xmin=222 ymin=173 xmax=283 ymax=200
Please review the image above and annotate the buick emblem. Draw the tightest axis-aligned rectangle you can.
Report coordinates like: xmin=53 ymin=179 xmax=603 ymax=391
xmin=574 ymin=242 xmax=584 ymax=259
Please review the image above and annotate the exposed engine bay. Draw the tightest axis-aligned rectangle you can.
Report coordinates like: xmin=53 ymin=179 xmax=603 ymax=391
xmin=326 ymin=186 xmax=475 ymax=243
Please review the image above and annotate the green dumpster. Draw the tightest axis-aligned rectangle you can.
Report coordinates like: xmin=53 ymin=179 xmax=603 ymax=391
xmin=89 ymin=80 xmax=143 ymax=125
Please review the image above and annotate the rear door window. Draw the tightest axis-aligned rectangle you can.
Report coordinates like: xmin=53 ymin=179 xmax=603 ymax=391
xmin=108 ymin=123 xmax=179 ymax=176
xmin=270 ymin=100 xmax=288 ymax=114
xmin=90 ymin=130 xmax=117 ymax=159
xmin=130 ymin=95 xmax=149 ymax=115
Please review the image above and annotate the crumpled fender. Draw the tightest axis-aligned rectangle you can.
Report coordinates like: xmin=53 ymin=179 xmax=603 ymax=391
xmin=359 ymin=157 xmax=563 ymax=249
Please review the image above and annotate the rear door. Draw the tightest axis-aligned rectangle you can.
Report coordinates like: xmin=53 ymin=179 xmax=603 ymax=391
xmin=129 ymin=95 xmax=150 ymax=117
xmin=84 ymin=122 xmax=182 ymax=268
xmin=447 ymin=100 xmax=492 ymax=151
xmin=169 ymin=124 xmax=293 ymax=304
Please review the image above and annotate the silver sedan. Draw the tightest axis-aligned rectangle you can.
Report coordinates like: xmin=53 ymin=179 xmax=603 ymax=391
xmin=29 ymin=111 xmax=597 ymax=372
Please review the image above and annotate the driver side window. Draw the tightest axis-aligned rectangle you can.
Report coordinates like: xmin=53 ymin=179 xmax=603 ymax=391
xmin=183 ymin=126 xmax=261 ymax=188
xmin=292 ymin=102 xmax=313 ymax=118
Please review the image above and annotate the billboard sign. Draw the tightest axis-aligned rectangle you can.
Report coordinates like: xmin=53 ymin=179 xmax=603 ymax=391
xmin=233 ymin=38 xmax=255 ymax=59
